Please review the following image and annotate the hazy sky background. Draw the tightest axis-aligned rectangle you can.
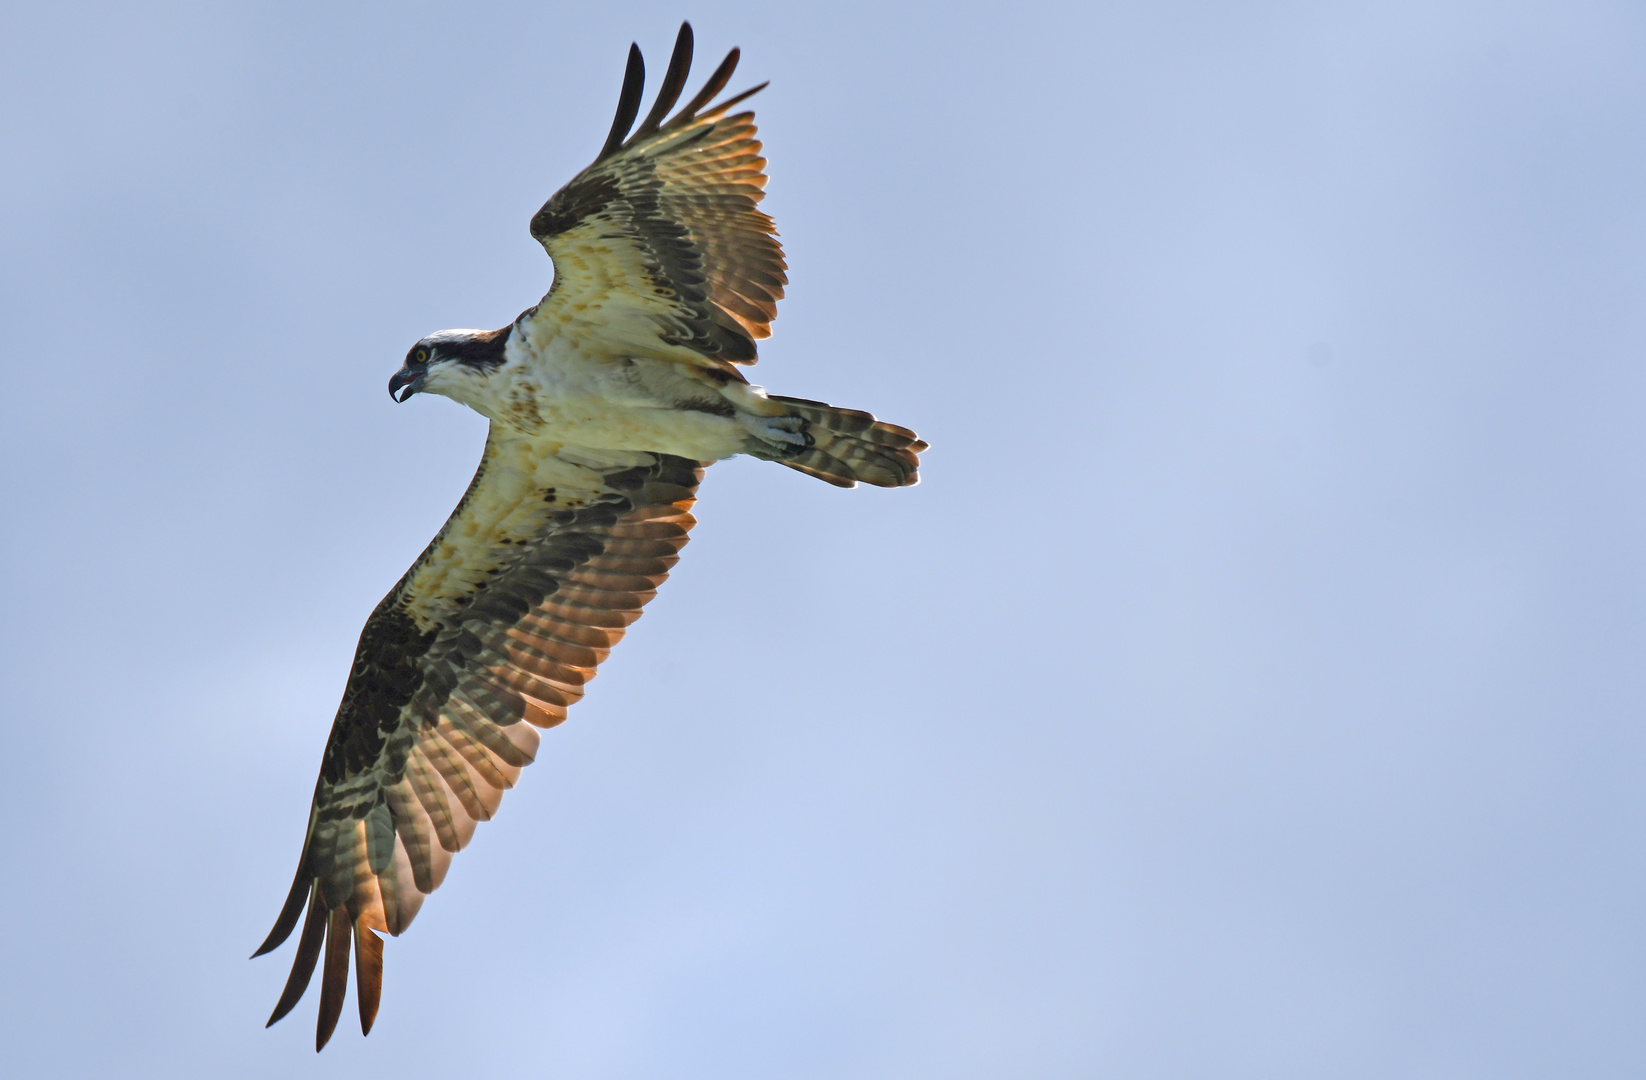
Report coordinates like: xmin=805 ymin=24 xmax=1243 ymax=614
xmin=3 ymin=1 xmax=1645 ymax=1076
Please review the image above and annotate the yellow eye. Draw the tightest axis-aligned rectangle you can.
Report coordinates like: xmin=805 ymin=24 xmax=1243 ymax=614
xmin=415 ymin=347 xmax=429 ymax=364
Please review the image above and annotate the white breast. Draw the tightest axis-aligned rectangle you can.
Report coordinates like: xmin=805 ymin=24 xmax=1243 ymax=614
xmin=456 ymin=332 xmax=750 ymax=462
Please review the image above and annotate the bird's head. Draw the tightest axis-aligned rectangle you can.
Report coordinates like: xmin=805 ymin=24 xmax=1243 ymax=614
xmin=389 ymin=326 xmax=513 ymax=405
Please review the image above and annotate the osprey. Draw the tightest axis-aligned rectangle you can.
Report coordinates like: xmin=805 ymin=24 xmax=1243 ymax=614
xmin=253 ymin=23 xmax=923 ymax=1051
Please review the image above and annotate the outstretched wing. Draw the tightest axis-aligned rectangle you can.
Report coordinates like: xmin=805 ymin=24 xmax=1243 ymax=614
xmin=254 ymin=426 xmax=702 ymax=1050
xmin=521 ymin=22 xmax=787 ymax=377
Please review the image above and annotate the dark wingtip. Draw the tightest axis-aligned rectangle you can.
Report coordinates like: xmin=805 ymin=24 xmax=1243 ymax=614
xmin=265 ymin=886 xmax=327 ymax=1028
xmin=634 ymin=22 xmax=694 ymax=139
xmin=714 ymin=81 xmax=769 ymax=115
xmin=356 ymin=922 xmax=384 ymax=1036
xmin=598 ymin=43 xmax=646 ymax=161
xmin=314 ymin=907 xmax=352 ymax=1051
xmin=676 ymin=46 xmax=741 ymax=122
xmin=252 ymin=863 xmax=314 ymax=958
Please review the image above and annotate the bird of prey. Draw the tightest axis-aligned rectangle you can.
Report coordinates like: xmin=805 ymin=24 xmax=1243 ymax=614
xmin=253 ymin=23 xmax=924 ymax=1051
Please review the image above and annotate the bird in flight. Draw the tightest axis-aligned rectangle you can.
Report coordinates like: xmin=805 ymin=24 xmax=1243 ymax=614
xmin=253 ymin=22 xmax=924 ymax=1051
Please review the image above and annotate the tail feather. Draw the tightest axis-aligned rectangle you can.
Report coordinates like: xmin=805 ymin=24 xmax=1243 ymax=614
xmin=763 ymin=395 xmax=926 ymax=488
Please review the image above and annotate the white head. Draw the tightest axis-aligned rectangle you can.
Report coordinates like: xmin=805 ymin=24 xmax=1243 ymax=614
xmin=387 ymin=325 xmax=514 ymax=411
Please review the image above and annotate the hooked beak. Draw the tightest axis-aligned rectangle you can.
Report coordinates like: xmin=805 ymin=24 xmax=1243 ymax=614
xmin=388 ymin=363 xmax=427 ymax=403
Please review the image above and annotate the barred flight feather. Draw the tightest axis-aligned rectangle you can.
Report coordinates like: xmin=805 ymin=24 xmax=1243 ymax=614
xmin=256 ymin=422 xmax=701 ymax=1048
xmin=435 ymin=718 xmax=519 ymax=790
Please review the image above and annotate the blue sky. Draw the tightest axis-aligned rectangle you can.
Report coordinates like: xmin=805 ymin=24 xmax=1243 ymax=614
xmin=3 ymin=1 xmax=1645 ymax=1076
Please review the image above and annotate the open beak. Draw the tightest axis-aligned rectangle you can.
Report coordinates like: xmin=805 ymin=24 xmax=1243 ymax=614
xmin=388 ymin=364 xmax=427 ymax=403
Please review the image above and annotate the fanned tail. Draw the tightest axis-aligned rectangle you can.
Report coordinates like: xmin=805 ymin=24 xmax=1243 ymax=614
xmin=760 ymin=395 xmax=926 ymax=488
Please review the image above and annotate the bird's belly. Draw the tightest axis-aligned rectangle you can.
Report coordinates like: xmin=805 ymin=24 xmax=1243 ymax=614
xmin=529 ymin=396 xmax=746 ymax=461
xmin=489 ymin=354 xmax=745 ymax=461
